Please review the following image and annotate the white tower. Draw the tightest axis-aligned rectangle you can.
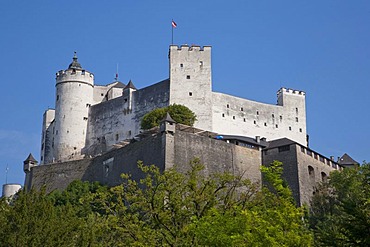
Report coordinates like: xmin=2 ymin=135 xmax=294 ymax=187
xmin=169 ymin=45 xmax=213 ymax=131
xmin=54 ymin=53 xmax=94 ymax=162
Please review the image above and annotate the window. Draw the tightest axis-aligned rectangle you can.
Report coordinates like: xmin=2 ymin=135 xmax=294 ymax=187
xmin=296 ymin=108 xmax=299 ymax=114
xmin=299 ymin=128 xmax=302 ymax=132
xmin=81 ymin=70 xmax=85 ymax=75
xmin=227 ymin=104 xmax=229 ymax=108
xmin=86 ymin=103 xmax=91 ymax=107
xmin=289 ymin=126 xmax=292 ymax=131
xmin=278 ymin=145 xmax=290 ymax=152
xmin=189 ymin=92 xmax=193 ymax=96
xmin=186 ymin=75 xmax=190 ymax=79
xmin=124 ymin=98 xmax=128 ymax=102
xmin=115 ymin=134 xmax=119 ymax=141
xmin=264 ymin=122 xmax=267 ymax=126
xmin=222 ymin=113 xmax=225 ymax=117
xmin=254 ymin=120 xmax=256 ymax=124
xmin=280 ymin=115 xmax=283 ymax=121
xmin=180 ymin=63 xmax=183 ymax=68
xmin=272 ymin=114 xmax=274 ymax=118
xmin=296 ymin=117 xmax=299 ymax=122
xmin=256 ymin=111 xmax=259 ymax=115
xmin=321 ymin=172 xmax=327 ymax=182
xmin=314 ymin=153 xmax=318 ymax=160
xmin=83 ymin=117 xmax=88 ymax=120
xmin=57 ymin=95 xmax=59 ymax=101
xmin=308 ymin=166 xmax=315 ymax=180
xmin=101 ymin=93 xmax=104 ymax=96
xmin=233 ymin=116 xmax=235 ymax=120
xmin=275 ymin=124 xmax=278 ymax=128
xmin=243 ymin=118 xmax=246 ymax=122
xmin=301 ymin=146 xmax=305 ymax=153
xmin=241 ymin=107 xmax=244 ymax=111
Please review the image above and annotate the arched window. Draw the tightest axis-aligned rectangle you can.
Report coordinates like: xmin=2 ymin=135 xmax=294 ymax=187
xmin=308 ymin=166 xmax=315 ymax=180
xmin=321 ymin=172 xmax=327 ymax=182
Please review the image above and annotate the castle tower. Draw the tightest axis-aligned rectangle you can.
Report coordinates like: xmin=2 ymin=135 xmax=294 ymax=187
xmin=169 ymin=45 xmax=213 ymax=131
xmin=54 ymin=53 xmax=94 ymax=162
xmin=123 ymin=80 xmax=137 ymax=111
xmin=277 ymin=88 xmax=307 ymax=146
xmin=23 ymin=153 xmax=38 ymax=191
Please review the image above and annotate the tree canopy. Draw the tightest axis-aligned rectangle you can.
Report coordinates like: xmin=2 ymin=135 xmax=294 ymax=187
xmin=309 ymin=162 xmax=370 ymax=246
xmin=0 ymin=160 xmax=315 ymax=246
xmin=141 ymin=104 xmax=197 ymax=130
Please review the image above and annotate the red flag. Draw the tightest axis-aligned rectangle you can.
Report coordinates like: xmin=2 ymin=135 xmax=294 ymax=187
xmin=172 ymin=20 xmax=177 ymax=28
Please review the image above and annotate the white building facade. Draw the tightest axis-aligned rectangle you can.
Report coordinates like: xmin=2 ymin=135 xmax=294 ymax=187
xmin=40 ymin=45 xmax=307 ymax=164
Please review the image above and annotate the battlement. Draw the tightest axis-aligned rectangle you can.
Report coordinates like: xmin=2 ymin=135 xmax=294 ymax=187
xmin=277 ymin=87 xmax=305 ymax=97
xmin=170 ymin=44 xmax=211 ymax=52
xmin=56 ymin=69 xmax=94 ymax=85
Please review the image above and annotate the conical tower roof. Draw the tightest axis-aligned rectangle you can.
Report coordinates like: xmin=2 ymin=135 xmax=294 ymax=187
xmin=24 ymin=153 xmax=37 ymax=164
xmin=124 ymin=80 xmax=137 ymax=90
xmin=161 ymin=112 xmax=176 ymax=123
xmin=68 ymin=51 xmax=82 ymax=69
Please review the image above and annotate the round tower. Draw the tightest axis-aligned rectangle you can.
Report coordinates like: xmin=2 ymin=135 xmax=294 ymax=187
xmin=54 ymin=52 xmax=94 ymax=162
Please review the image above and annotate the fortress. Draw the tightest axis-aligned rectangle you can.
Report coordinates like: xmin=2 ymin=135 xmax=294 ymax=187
xmin=41 ymin=45 xmax=307 ymax=164
xmin=18 ymin=44 xmax=357 ymax=205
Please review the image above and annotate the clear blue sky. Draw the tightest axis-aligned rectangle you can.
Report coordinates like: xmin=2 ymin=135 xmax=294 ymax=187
xmin=1 ymin=1 xmax=369 ymax=194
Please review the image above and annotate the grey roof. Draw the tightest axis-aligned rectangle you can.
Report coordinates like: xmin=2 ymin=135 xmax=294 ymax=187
xmin=264 ymin=138 xmax=296 ymax=150
xmin=68 ymin=52 xmax=82 ymax=69
xmin=161 ymin=112 xmax=176 ymax=123
xmin=338 ymin=153 xmax=359 ymax=165
xmin=111 ymin=81 xmax=126 ymax=88
xmin=24 ymin=153 xmax=37 ymax=163
xmin=124 ymin=80 xmax=137 ymax=90
xmin=216 ymin=135 xmax=269 ymax=147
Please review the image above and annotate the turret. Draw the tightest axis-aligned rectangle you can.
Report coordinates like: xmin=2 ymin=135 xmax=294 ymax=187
xmin=122 ymin=80 xmax=137 ymax=111
xmin=23 ymin=153 xmax=38 ymax=191
xmin=53 ymin=52 xmax=94 ymax=162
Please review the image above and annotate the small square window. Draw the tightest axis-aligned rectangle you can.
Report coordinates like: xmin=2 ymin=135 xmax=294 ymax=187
xmin=222 ymin=113 xmax=225 ymax=117
xmin=186 ymin=75 xmax=191 ymax=79
xmin=180 ymin=63 xmax=183 ymax=68
xmin=299 ymin=128 xmax=302 ymax=132
xmin=189 ymin=92 xmax=193 ymax=96
xmin=264 ymin=122 xmax=267 ymax=126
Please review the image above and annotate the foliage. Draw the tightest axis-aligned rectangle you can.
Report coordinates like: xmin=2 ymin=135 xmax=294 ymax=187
xmin=0 ymin=160 xmax=314 ymax=246
xmin=309 ymin=162 xmax=370 ymax=246
xmin=141 ymin=104 xmax=196 ymax=130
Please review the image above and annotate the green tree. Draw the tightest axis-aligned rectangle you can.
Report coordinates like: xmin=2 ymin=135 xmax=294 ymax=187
xmin=141 ymin=104 xmax=196 ymax=130
xmin=309 ymin=163 xmax=370 ymax=246
xmin=192 ymin=160 xmax=313 ymax=246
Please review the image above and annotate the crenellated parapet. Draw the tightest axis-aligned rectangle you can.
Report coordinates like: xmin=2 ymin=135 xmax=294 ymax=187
xmin=56 ymin=69 xmax=94 ymax=86
xmin=169 ymin=44 xmax=211 ymax=52
xmin=277 ymin=87 xmax=306 ymax=97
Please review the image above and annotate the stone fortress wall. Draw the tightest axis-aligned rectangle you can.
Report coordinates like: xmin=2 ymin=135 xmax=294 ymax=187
xmin=41 ymin=44 xmax=308 ymax=167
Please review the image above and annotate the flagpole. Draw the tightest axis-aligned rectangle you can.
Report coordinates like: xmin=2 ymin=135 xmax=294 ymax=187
xmin=171 ymin=19 xmax=174 ymax=45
